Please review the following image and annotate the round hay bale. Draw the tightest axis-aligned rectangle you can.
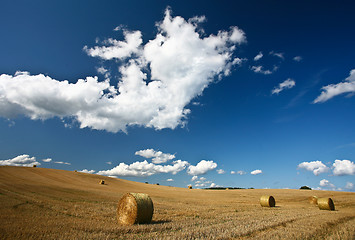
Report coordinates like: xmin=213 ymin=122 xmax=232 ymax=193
xmin=188 ymin=185 xmax=192 ymax=189
xmin=117 ymin=193 xmax=154 ymax=225
xmin=33 ymin=165 xmax=36 ymax=168
xmin=317 ymin=197 xmax=335 ymax=210
xmin=74 ymin=170 xmax=77 ymax=172
xmin=99 ymin=180 xmax=105 ymax=185
xmin=260 ymin=195 xmax=276 ymax=207
xmin=309 ymin=196 xmax=318 ymax=205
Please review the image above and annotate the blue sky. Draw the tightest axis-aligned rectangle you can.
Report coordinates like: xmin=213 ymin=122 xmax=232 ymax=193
xmin=1 ymin=0 xmax=354 ymax=191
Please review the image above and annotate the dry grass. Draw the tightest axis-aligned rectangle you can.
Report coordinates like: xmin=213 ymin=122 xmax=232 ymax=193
xmin=0 ymin=166 xmax=355 ymax=239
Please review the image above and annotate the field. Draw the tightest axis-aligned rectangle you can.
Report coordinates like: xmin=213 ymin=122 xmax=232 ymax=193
xmin=0 ymin=166 xmax=355 ymax=239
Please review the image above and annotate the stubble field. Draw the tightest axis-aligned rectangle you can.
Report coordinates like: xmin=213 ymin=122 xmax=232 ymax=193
xmin=0 ymin=166 xmax=354 ymax=239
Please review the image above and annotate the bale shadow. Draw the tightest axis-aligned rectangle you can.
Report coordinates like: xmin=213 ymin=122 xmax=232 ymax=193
xmin=150 ymin=219 xmax=171 ymax=224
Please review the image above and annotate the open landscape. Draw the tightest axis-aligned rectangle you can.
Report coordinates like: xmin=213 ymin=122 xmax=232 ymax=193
xmin=1 ymin=166 xmax=354 ymax=239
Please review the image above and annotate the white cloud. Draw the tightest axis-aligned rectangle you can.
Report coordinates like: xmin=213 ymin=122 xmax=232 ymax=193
xmin=319 ymin=179 xmax=335 ymax=189
xmin=0 ymin=9 xmax=245 ymax=133
xmin=54 ymin=161 xmax=71 ymax=165
xmin=200 ymin=177 xmax=206 ymax=180
xmin=191 ymin=175 xmax=198 ymax=181
xmin=195 ymin=183 xmax=206 ymax=187
xmin=80 ymin=169 xmax=96 ymax=174
xmin=237 ymin=170 xmax=246 ymax=175
xmin=297 ymin=160 xmax=329 ymax=176
xmin=230 ymin=171 xmax=236 ymax=174
xmin=97 ymin=159 xmax=188 ymax=177
xmin=186 ymin=160 xmax=217 ymax=175
xmin=269 ymin=51 xmax=284 ymax=60
xmin=272 ymin=78 xmax=295 ymax=95
xmin=251 ymin=65 xmax=272 ymax=75
xmin=167 ymin=178 xmax=174 ymax=182
xmin=345 ymin=182 xmax=354 ymax=190
xmin=254 ymin=52 xmax=263 ymax=61
xmin=217 ymin=169 xmax=225 ymax=174
xmin=106 ymin=161 xmax=112 ymax=165
xmin=293 ymin=56 xmax=302 ymax=62
xmin=250 ymin=169 xmax=262 ymax=175
xmin=135 ymin=149 xmax=175 ymax=164
xmin=0 ymin=154 xmax=41 ymax=167
xmin=332 ymin=159 xmax=355 ymax=176
xmin=314 ymin=69 xmax=355 ymax=103
xmin=42 ymin=158 xmax=52 ymax=163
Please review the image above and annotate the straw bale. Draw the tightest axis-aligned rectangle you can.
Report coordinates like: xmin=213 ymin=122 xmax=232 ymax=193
xmin=117 ymin=193 xmax=154 ymax=225
xmin=309 ymin=196 xmax=318 ymax=205
xmin=260 ymin=195 xmax=276 ymax=207
xmin=188 ymin=185 xmax=192 ymax=189
xmin=317 ymin=197 xmax=335 ymax=210
xmin=33 ymin=165 xmax=36 ymax=168
xmin=99 ymin=180 xmax=105 ymax=185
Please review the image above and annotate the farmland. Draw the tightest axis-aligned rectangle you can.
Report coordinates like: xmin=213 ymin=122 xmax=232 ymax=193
xmin=0 ymin=166 xmax=354 ymax=239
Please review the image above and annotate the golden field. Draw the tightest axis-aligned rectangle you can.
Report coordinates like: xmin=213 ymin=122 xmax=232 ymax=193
xmin=0 ymin=166 xmax=354 ymax=239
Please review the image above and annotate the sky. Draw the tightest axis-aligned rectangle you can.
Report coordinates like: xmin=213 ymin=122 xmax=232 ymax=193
xmin=0 ymin=0 xmax=354 ymax=191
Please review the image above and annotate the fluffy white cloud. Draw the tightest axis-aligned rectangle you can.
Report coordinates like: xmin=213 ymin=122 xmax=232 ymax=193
xmin=187 ymin=160 xmax=217 ymax=175
xmin=250 ymin=169 xmax=262 ymax=175
xmin=42 ymin=158 xmax=52 ymax=163
xmin=97 ymin=159 xmax=188 ymax=177
xmin=332 ymin=159 xmax=355 ymax=176
xmin=200 ymin=177 xmax=206 ymax=180
xmin=254 ymin=52 xmax=263 ymax=61
xmin=80 ymin=169 xmax=96 ymax=174
xmin=54 ymin=161 xmax=71 ymax=165
xmin=250 ymin=65 xmax=272 ymax=75
xmin=230 ymin=171 xmax=235 ymax=174
xmin=314 ymin=69 xmax=355 ymax=103
xmin=237 ymin=170 xmax=246 ymax=175
xmin=135 ymin=149 xmax=175 ymax=164
xmin=319 ymin=179 xmax=335 ymax=189
xmin=217 ymin=169 xmax=225 ymax=174
xmin=0 ymin=154 xmax=41 ymax=167
xmin=191 ymin=175 xmax=198 ymax=181
xmin=345 ymin=182 xmax=354 ymax=190
xmin=106 ymin=161 xmax=112 ymax=165
xmin=269 ymin=51 xmax=284 ymax=60
xmin=293 ymin=56 xmax=302 ymax=62
xmin=166 ymin=178 xmax=174 ymax=182
xmin=272 ymin=78 xmax=295 ymax=95
xmin=297 ymin=160 xmax=329 ymax=176
xmin=0 ymin=9 xmax=247 ymax=133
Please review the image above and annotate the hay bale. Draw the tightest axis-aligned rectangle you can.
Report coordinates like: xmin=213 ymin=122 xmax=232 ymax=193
xmin=309 ymin=196 xmax=318 ymax=205
xmin=99 ymin=180 xmax=105 ymax=185
xmin=260 ymin=195 xmax=276 ymax=207
xmin=117 ymin=193 xmax=154 ymax=225
xmin=188 ymin=185 xmax=192 ymax=189
xmin=33 ymin=165 xmax=36 ymax=168
xmin=74 ymin=170 xmax=77 ymax=172
xmin=317 ymin=197 xmax=335 ymax=210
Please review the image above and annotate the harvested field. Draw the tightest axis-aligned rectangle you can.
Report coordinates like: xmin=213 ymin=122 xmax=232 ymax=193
xmin=0 ymin=166 xmax=355 ymax=239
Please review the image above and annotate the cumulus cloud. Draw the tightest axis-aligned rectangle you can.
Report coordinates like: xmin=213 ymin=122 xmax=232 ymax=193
xmin=230 ymin=171 xmax=235 ymax=174
xmin=250 ymin=169 xmax=262 ymax=175
xmin=293 ymin=56 xmax=302 ymax=62
xmin=191 ymin=175 xmax=198 ymax=181
xmin=345 ymin=182 xmax=354 ymax=190
xmin=80 ymin=169 xmax=96 ymax=174
xmin=54 ymin=161 xmax=71 ymax=165
xmin=135 ymin=149 xmax=175 ymax=164
xmin=166 ymin=178 xmax=174 ymax=182
xmin=186 ymin=160 xmax=217 ymax=175
xmin=200 ymin=177 xmax=206 ymax=180
xmin=319 ymin=179 xmax=335 ymax=189
xmin=297 ymin=160 xmax=329 ymax=176
xmin=250 ymin=65 xmax=272 ymax=75
xmin=42 ymin=158 xmax=52 ymax=163
xmin=272 ymin=78 xmax=296 ymax=95
xmin=254 ymin=52 xmax=263 ymax=61
xmin=217 ymin=169 xmax=225 ymax=174
xmin=269 ymin=51 xmax=284 ymax=60
xmin=332 ymin=159 xmax=355 ymax=176
xmin=314 ymin=69 xmax=355 ymax=103
xmin=237 ymin=170 xmax=246 ymax=175
xmin=0 ymin=154 xmax=41 ymax=167
xmin=97 ymin=159 xmax=188 ymax=177
xmin=0 ymin=8 xmax=248 ymax=133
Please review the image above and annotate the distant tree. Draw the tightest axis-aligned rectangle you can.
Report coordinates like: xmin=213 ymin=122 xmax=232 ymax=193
xmin=300 ymin=186 xmax=312 ymax=190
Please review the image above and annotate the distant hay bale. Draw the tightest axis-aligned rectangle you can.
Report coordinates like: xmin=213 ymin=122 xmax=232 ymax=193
xmin=188 ymin=185 xmax=192 ymax=189
xmin=260 ymin=195 xmax=276 ymax=207
xmin=317 ymin=197 xmax=335 ymax=211
xmin=226 ymin=188 xmax=229 ymax=190
xmin=99 ymin=180 xmax=105 ymax=185
xmin=33 ymin=165 xmax=36 ymax=168
xmin=117 ymin=193 xmax=154 ymax=225
xmin=74 ymin=170 xmax=77 ymax=172
xmin=309 ymin=196 xmax=318 ymax=205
